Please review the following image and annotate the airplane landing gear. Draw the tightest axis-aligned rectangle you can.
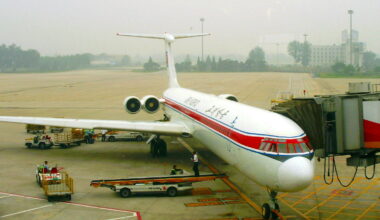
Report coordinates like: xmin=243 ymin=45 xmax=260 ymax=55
xmin=262 ymin=190 xmax=280 ymax=220
xmin=150 ymin=136 xmax=167 ymax=158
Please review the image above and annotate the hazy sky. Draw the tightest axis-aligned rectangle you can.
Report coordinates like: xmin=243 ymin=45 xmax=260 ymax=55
xmin=1 ymin=0 xmax=379 ymax=57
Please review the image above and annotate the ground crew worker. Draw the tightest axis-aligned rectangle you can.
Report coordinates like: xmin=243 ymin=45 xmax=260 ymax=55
xmin=101 ymin=130 xmax=107 ymax=142
xmin=170 ymin=165 xmax=183 ymax=175
xmin=40 ymin=161 xmax=50 ymax=173
xmin=191 ymin=151 xmax=199 ymax=177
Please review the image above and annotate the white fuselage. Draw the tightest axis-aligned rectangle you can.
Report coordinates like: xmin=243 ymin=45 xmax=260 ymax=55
xmin=163 ymin=87 xmax=315 ymax=192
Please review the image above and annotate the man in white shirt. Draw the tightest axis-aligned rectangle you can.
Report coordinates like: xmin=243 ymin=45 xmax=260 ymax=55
xmin=101 ymin=130 xmax=107 ymax=142
xmin=191 ymin=151 xmax=199 ymax=176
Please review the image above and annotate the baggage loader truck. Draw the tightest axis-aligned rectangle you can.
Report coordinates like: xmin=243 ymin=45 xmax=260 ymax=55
xmin=90 ymin=173 xmax=226 ymax=198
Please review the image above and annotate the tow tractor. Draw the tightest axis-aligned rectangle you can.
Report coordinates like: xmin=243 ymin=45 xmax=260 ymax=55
xmin=90 ymin=172 xmax=226 ymax=198
xmin=25 ymin=135 xmax=54 ymax=149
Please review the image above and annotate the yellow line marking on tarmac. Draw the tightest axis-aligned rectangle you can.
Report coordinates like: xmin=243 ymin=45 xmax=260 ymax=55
xmin=326 ymin=178 xmax=379 ymax=220
xmin=356 ymin=202 xmax=378 ymax=220
xmin=277 ymin=198 xmax=310 ymax=219
xmin=289 ymin=185 xmax=329 ymax=208
xmin=303 ymin=187 xmax=347 ymax=216
xmin=177 ymin=138 xmax=265 ymax=216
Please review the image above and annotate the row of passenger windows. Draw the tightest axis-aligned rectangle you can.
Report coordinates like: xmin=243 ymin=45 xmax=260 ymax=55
xmin=258 ymin=138 xmax=313 ymax=154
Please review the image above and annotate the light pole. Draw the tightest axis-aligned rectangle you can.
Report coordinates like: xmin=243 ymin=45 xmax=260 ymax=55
xmin=200 ymin=18 xmax=205 ymax=61
xmin=303 ymin=34 xmax=308 ymax=67
xmin=276 ymin=43 xmax=279 ymax=66
xmin=348 ymin=10 xmax=353 ymax=65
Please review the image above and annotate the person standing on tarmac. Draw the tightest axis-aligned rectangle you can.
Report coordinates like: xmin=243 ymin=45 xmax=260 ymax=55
xmin=191 ymin=151 xmax=199 ymax=177
xmin=101 ymin=130 xmax=107 ymax=142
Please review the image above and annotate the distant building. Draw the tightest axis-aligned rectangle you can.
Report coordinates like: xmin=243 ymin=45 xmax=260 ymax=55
xmin=310 ymin=45 xmax=342 ymax=66
xmin=310 ymin=29 xmax=365 ymax=67
xmin=342 ymin=29 xmax=359 ymax=43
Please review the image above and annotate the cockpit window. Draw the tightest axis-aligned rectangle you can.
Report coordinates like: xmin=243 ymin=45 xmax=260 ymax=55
xmin=259 ymin=137 xmax=313 ymax=154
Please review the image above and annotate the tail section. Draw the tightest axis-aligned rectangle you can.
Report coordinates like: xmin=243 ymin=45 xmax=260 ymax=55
xmin=117 ymin=33 xmax=210 ymax=88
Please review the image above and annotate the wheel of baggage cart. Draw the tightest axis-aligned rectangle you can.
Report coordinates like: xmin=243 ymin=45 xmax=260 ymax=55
xmin=76 ymin=141 xmax=81 ymax=146
xmin=39 ymin=142 xmax=46 ymax=149
xmin=26 ymin=143 xmax=32 ymax=148
xmin=36 ymin=174 xmax=41 ymax=186
xmin=65 ymin=194 xmax=71 ymax=201
xmin=120 ymin=188 xmax=131 ymax=198
xmin=136 ymin=135 xmax=143 ymax=142
xmin=47 ymin=196 xmax=53 ymax=202
xmin=60 ymin=144 xmax=68 ymax=149
xmin=167 ymin=187 xmax=177 ymax=197
xmin=108 ymin=136 xmax=116 ymax=142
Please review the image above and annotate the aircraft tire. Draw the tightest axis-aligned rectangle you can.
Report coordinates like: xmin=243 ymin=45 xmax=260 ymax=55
xmin=150 ymin=139 xmax=160 ymax=157
xmin=158 ymin=139 xmax=167 ymax=157
xmin=262 ymin=203 xmax=271 ymax=220
xmin=271 ymin=203 xmax=280 ymax=219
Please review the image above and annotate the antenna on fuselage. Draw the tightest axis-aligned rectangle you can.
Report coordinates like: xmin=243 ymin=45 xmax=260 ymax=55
xmin=117 ymin=33 xmax=210 ymax=88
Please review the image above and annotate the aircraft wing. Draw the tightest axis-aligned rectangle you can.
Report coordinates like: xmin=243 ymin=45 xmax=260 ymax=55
xmin=0 ymin=116 xmax=191 ymax=136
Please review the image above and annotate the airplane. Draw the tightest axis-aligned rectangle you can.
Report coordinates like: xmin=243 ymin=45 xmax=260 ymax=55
xmin=0 ymin=33 xmax=314 ymax=219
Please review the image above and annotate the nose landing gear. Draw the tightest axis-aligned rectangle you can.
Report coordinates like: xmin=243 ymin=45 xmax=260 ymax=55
xmin=150 ymin=136 xmax=167 ymax=157
xmin=262 ymin=190 xmax=280 ymax=220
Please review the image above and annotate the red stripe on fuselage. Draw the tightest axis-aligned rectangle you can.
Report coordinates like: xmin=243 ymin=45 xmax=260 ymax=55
xmin=164 ymin=98 xmax=304 ymax=150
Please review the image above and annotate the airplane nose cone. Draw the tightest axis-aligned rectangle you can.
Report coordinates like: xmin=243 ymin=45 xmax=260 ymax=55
xmin=278 ymin=157 xmax=314 ymax=192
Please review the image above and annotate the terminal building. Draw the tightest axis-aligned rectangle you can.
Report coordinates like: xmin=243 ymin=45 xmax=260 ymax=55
xmin=310 ymin=29 xmax=366 ymax=67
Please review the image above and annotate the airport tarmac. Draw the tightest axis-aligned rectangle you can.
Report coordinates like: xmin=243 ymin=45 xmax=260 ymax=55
xmin=0 ymin=70 xmax=379 ymax=219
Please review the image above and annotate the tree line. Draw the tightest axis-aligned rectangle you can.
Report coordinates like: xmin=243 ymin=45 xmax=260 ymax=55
xmin=0 ymin=44 xmax=91 ymax=72
xmin=143 ymin=47 xmax=267 ymax=72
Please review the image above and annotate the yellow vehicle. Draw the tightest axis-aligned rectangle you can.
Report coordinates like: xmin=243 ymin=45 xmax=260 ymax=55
xmin=54 ymin=128 xmax=84 ymax=148
xmin=40 ymin=170 xmax=74 ymax=202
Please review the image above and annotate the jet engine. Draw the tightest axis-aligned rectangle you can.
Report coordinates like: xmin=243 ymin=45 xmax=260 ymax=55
xmin=141 ymin=95 xmax=160 ymax=113
xmin=123 ymin=96 xmax=141 ymax=114
xmin=218 ymin=94 xmax=238 ymax=102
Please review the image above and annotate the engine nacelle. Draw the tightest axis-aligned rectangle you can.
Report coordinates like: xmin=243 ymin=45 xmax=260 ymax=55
xmin=141 ymin=95 xmax=160 ymax=113
xmin=123 ymin=96 xmax=141 ymax=114
xmin=218 ymin=94 xmax=238 ymax=102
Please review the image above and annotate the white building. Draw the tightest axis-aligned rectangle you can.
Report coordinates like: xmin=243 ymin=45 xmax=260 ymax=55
xmin=309 ymin=29 xmax=365 ymax=67
xmin=310 ymin=45 xmax=342 ymax=66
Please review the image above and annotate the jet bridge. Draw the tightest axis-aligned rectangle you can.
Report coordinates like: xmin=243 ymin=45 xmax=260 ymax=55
xmin=271 ymin=82 xmax=380 ymax=185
